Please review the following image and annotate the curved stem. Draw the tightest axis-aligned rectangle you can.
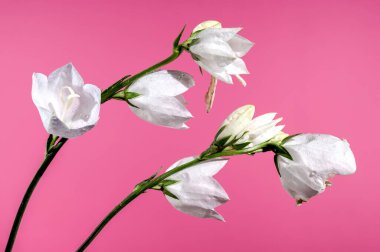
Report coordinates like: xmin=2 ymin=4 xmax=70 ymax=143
xmin=5 ymin=138 xmax=68 ymax=252
xmin=76 ymin=157 xmax=200 ymax=252
xmin=100 ymin=47 xmax=183 ymax=103
xmin=6 ymin=46 xmax=185 ymax=251
xmin=77 ymin=145 xmax=268 ymax=251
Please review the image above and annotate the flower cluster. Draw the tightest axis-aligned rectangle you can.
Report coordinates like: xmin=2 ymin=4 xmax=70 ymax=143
xmin=22 ymin=20 xmax=357 ymax=251
xmin=159 ymin=105 xmax=356 ymax=220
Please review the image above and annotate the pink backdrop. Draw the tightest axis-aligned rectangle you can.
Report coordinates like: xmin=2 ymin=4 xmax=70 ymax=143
xmin=0 ymin=0 xmax=379 ymax=251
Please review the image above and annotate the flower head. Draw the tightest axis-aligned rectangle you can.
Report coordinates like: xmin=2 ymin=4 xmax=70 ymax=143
xmin=127 ymin=70 xmax=194 ymax=129
xmin=188 ymin=21 xmax=254 ymax=112
xmin=164 ymin=157 xmax=229 ymax=221
xmin=215 ymin=105 xmax=284 ymax=150
xmin=276 ymin=134 xmax=357 ymax=203
xmin=32 ymin=63 xmax=101 ymax=138
xmin=189 ymin=21 xmax=254 ymax=85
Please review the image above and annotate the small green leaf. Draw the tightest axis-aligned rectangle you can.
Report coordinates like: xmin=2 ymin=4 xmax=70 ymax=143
xmin=282 ymin=134 xmax=301 ymax=144
xmin=275 ymin=145 xmax=293 ymax=160
xmin=214 ymin=125 xmax=227 ymax=141
xmin=161 ymin=179 xmax=178 ymax=187
xmin=233 ymin=142 xmax=251 ymax=150
xmin=190 ymin=52 xmax=200 ymax=61
xmin=214 ymin=136 xmax=230 ymax=148
xmin=163 ymin=188 xmax=179 ymax=200
xmin=274 ymin=155 xmax=281 ymax=177
xmin=126 ymin=100 xmax=139 ymax=109
xmin=173 ymin=25 xmax=186 ymax=49
xmin=125 ymin=91 xmax=140 ymax=99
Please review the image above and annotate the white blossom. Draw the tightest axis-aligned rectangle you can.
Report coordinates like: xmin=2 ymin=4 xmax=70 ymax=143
xmin=164 ymin=157 xmax=229 ymax=221
xmin=32 ymin=63 xmax=101 ymax=138
xmin=128 ymin=70 xmax=194 ymax=129
xmin=189 ymin=21 xmax=254 ymax=86
xmin=216 ymin=105 xmax=284 ymax=149
xmin=276 ymin=134 xmax=357 ymax=203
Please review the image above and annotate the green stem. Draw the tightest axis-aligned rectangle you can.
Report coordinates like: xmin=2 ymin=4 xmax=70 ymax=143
xmin=77 ymin=146 xmax=265 ymax=251
xmin=5 ymin=137 xmax=67 ymax=252
xmin=100 ymin=47 xmax=183 ymax=103
xmin=6 ymin=46 xmax=185 ymax=251
xmin=76 ymin=157 xmax=201 ymax=252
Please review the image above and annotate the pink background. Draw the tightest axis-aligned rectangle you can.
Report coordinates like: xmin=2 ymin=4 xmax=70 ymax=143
xmin=0 ymin=0 xmax=379 ymax=251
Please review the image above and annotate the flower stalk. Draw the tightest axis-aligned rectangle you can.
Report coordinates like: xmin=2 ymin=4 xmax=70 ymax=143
xmin=5 ymin=137 xmax=67 ymax=252
xmin=76 ymin=144 xmax=266 ymax=251
xmin=5 ymin=31 xmax=187 ymax=252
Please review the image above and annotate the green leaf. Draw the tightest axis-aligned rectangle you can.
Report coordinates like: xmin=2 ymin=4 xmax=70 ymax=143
xmin=275 ymin=145 xmax=293 ymax=160
xmin=125 ymin=91 xmax=140 ymax=99
xmin=173 ymin=25 xmax=186 ymax=49
xmin=274 ymin=155 xmax=281 ymax=177
xmin=161 ymin=179 xmax=178 ymax=187
xmin=233 ymin=142 xmax=251 ymax=150
xmin=214 ymin=136 xmax=230 ymax=148
xmin=214 ymin=125 xmax=227 ymax=141
xmin=163 ymin=188 xmax=179 ymax=200
xmin=282 ymin=133 xmax=301 ymax=144
xmin=126 ymin=100 xmax=139 ymax=109
xmin=190 ymin=52 xmax=200 ymax=61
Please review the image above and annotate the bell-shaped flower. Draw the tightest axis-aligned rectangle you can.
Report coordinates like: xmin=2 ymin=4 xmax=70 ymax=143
xmin=189 ymin=21 xmax=254 ymax=86
xmin=216 ymin=105 xmax=284 ymax=149
xmin=189 ymin=21 xmax=254 ymax=112
xmin=32 ymin=63 xmax=101 ymax=138
xmin=163 ymin=157 xmax=229 ymax=221
xmin=127 ymin=70 xmax=194 ymax=129
xmin=276 ymin=134 xmax=357 ymax=203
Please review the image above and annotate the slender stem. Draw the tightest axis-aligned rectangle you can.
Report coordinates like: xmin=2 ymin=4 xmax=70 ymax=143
xmin=77 ymin=145 xmax=261 ymax=252
xmin=6 ymin=46 xmax=185 ymax=251
xmin=100 ymin=47 xmax=183 ymax=103
xmin=77 ymin=146 xmax=266 ymax=251
xmin=5 ymin=138 xmax=68 ymax=252
xmin=76 ymin=158 xmax=200 ymax=252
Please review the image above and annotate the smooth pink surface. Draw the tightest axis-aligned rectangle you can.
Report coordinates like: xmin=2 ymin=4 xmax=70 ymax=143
xmin=0 ymin=0 xmax=379 ymax=251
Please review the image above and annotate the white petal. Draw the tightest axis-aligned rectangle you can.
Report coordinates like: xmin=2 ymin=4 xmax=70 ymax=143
xmin=190 ymin=38 xmax=237 ymax=67
xmin=228 ymin=34 xmax=254 ymax=57
xmin=225 ymin=58 xmax=249 ymax=75
xmin=165 ymin=157 xmax=229 ymax=221
xmin=129 ymin=70 xmax=194 ymax=96
xmin=250 ymin=125 xmax=284 ymax=146
xmin=32 ymin=63 xmax=101 ymax=138
xmin=217 ymin=105 xmax=255 ymax=141
xmin=47 ymin=63 xmax=84 ymax=90
xmin=129 ymin=96 xmax=192 ymax=129
xmin=46 ymin=115 xmax=95 ymax=138
xmin=196 ymin=28 xmax=242 ymax=42
xmin=278 ymin=134 xmax=357 ymax=201
xmin=250 ymin=113 xmax=277 ymax=128
xmin=193 ymin=20 xmax=222 ymax=33
xmin=167 ymin=157 xmax=227 ymax=177
xmin=196 ymin=60 xmax=233 ymax=84
xmin=68 ymin=84 xmax=101 ymax=129
xmin=32 ymin=73 xmax=49 ymax=109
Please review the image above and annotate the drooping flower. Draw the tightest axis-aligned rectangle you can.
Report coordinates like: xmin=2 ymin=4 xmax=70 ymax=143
xmin=32 ymin=63 xmax=101 ymax=138
xmin=215 ymin=105 xmax=284 ymax=149
xmin=127 ymin=70 xmax=194 ymax=129
xmin=189 ymin=21 xmax=254 ymax=85
xmin=163 ymin=157 xmax=229 ymax=221
xmin=276 ymin=134 xmax=357 ymax=204
xmin=188 ymin=21 xmax=254 ymax=112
